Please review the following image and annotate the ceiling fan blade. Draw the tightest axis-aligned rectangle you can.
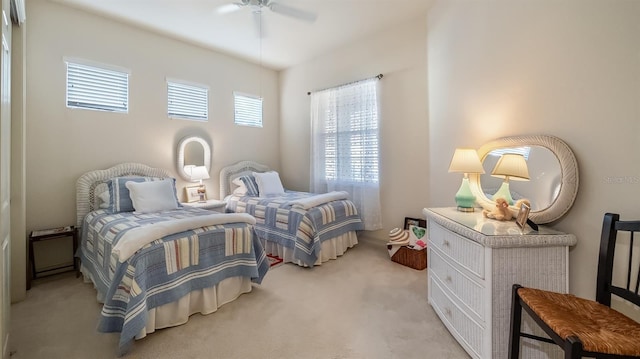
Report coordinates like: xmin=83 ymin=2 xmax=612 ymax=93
xmin=252 ymin=9 xmax=266 ymax=38
xmin=216 ymin=3 xmax=243 ymax=14
xmin=267 ymin=2 xmax=317 ymax=22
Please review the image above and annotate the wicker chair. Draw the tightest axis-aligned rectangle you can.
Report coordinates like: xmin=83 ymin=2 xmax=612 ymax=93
xmin=509 ymin=213 xmax=640 ymax=359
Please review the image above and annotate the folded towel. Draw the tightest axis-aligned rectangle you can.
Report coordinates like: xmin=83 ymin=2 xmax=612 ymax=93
xmin=289 ymin=191 xmax=350 ymax=209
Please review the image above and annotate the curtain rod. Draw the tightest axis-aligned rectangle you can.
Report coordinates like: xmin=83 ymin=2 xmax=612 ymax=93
xmin=307 ymin=74 xmax=383 ymax=96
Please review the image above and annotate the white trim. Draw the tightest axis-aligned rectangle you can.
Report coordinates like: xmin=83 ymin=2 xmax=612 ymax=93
xmin=10 ymin=0 xmax=26 ymax=25
xmin=166 ymin=77 xmax=210 ymax=90
xmin=63 ymin=56 xmax=131 ymax=75
xmin=233 ymin=91 xmax=261 ymax=100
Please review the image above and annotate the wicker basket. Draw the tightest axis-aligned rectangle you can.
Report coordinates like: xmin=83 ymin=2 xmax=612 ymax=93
xmin=388 ymin=246 xmax=427 ymax=270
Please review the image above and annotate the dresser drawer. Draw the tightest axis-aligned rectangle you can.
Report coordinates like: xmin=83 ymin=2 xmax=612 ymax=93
xmin=430 ymin=249 xmax=485 ymax=322
xmin=429 ymin=222 xmax=484 ymax=278
xmin=430 ymin=275 xmax=484 ymax=358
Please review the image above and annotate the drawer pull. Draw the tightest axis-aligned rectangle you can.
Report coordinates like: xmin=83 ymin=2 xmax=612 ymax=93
xmin=444 ymin=307 xmax=452 ymax=318
xmin=445 ymin=275 xmax=452 ymax=283
xmin=443 ymin=240 xmax=450 ymax=247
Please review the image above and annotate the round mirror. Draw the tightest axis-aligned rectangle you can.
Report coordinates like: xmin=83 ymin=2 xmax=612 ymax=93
xmin=177 ymin=136 xmax=211 ymax=182
xmin=469 ymin=135 xmax=579 ymax=224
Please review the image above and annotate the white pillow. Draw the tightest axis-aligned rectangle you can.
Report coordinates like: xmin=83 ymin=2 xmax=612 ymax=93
xmin=98 ymin=191 xmax=110 ymax=209
xmin=233 ymin=186 xmax=248 ymax=196
xmin=253 ymin=171 xmax=285 ymax=196
xmin=232 ymin=177 xmax=248 ymax=195
xmin=125 ymin=179 xmax=179 ymax=213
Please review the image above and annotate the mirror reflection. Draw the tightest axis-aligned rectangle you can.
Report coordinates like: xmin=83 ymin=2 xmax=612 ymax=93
xmin=480 ymin=146 xmax=561 ymax=211
xmin=177 ymin=136 xmax=212 ymax=182
xmin=184 ymin=141 xmax=205 ymax=167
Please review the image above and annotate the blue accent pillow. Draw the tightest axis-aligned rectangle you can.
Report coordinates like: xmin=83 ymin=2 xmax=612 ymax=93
xmin=107 ymin=176 xmax=180 ymax=213
xmin=239 ymin=175 xmax=259 ymax=196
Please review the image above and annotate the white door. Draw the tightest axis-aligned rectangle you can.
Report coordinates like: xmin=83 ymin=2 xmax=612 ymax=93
xmin=0 ymin=0 xmax=11 ymax=356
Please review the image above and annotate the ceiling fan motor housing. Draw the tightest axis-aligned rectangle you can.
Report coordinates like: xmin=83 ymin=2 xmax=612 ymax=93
xmin=248 ymin=0 xmax=269 ymax=6
xmin=221 ymin=0 xmax=317 ymax=24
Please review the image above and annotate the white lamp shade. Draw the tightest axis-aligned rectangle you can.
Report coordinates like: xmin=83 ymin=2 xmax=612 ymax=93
xmin=448 ymin=148 xmax=485 ymax=174
xmin=186 ymin=166 xmax=210 ymax=182
xmin=491 ymin=154 xmax=529 ymax=181
xmin=183 ymin=165 xmax=196 ymax=175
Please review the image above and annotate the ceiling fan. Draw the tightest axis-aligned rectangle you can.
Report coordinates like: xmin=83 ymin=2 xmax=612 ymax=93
xmin=216 ymin=0 xmax=318 ymax=37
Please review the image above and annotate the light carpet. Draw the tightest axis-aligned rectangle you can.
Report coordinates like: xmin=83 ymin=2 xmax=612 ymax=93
xmin=9 ymin=237 xmax=469 ymax=359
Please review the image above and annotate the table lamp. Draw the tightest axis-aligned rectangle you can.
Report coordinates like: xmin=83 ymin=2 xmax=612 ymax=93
xmin=448 ymin=148 xmax=485 ymax=212
xmin=185 ymin=165 xmax=210 ymax=202
xmin=490 ymin=153 xmax=529 ymax=205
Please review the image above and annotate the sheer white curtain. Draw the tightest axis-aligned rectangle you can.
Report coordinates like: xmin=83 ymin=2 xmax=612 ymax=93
xmin=310 ymin=78 xmax=382 ymax=230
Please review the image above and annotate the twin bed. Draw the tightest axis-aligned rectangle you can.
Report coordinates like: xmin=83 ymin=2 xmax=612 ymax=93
xmin=76 ymin=161 xmax=362 ymax=353
xmin=76 ymin=163 xmax=269 ymax=354
xmin=219 ymin=161 xmax=363 ymax=267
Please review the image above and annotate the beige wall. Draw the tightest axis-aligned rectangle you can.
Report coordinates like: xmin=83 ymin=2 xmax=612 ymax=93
xmin=427 ymin=0 xmax=640 ymax=302
xmin=279 ymin=15 xmax=430 ymax=240
xmin=20 ymin=0 xmax=280 ymax=298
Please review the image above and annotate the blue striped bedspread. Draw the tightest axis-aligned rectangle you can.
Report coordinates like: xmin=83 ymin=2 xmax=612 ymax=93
xmin=225 ymin=191 xmax=364 ymax=266
xmin=77 ymin=207 xmax=269 ymax=353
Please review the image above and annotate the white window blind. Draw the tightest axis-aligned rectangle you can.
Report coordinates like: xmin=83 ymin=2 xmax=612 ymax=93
xmin=167 ymin=81 xmax=208 ymax=121
xmin=488 ymin=146 xmax=531 ymax=160
xmin=234 ymin=92 xmax=263 ymax=127
xmin=66 ymin=61 xmax=129 ymax=112
xmin=323 ymin=108 xmax=379 ymax=183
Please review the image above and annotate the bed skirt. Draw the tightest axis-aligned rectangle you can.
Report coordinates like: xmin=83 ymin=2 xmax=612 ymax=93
xmin=138 ymin=276 xmax=252 ymax=339
xmin=81 ymin=265 xmax=252 ymax=340
xmin=261 ymin=231 xmax=358 ymax=267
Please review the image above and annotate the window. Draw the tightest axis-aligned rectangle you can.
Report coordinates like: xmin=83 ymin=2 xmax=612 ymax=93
xmin=314 ymin=80 xmax=380 ymax=184
xmin=167 ymin=80 xmax=208 ymax=121
xmin=488 ymin=146 xmax=531 ymax=160
xmin=66 ymin=60 xmax=129 ymax=112
xmin=310 ymin=77 xmax=382 ymax=230
xmin=322 ymin=106 xmax=379 ymax=183
xmin=234 ymin=92 xmax=263 ymax=127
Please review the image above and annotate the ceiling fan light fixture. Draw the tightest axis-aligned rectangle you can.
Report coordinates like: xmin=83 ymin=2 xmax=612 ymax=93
xmin=216 ymin=3 xmax=242 ymax=14
xmin=217 ymin=0 xmax=317 ymax=23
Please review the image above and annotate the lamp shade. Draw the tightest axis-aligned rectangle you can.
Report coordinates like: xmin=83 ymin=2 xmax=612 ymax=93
xmin=491 ymin=154 xmax=529 ymax=181
xmin=448 ymin=149 xmax=485 ymax=174
xmin=448 ymin=148 xmax=484 ymax=212
xmin=183 ymin=164 xmax=196 ymax=175
xmin=186 ymin=165 xmax=210 ymax=182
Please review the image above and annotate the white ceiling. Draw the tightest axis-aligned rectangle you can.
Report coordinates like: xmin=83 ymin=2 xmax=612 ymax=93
xmin=52 ymin=0 xmax=432 ymax=70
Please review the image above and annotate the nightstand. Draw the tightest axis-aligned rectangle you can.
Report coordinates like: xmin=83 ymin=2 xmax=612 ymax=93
xmin=28 ymin=226 xmax=78 ymax=289
xmin=181 ymin=199 xmax=226 ymax=212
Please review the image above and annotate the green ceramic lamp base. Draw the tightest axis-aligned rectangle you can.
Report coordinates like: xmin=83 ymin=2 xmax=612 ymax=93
xmin=454 ymin=178 xmax=476 ymax=211
xmin=492 ymin=181 xmax=514 ymax=205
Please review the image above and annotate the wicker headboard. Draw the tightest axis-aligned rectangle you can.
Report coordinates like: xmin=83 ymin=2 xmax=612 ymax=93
xmin=219 ymin=161 xmax=270 ymax=199
xmin=76 ymin=163 xmax=171 ymax=227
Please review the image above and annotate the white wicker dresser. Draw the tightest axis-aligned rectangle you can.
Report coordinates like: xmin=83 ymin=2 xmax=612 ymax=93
xmin=423 ymin=207 xmax=577 ymax=359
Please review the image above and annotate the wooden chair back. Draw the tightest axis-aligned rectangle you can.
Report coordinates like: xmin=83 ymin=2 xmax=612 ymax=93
xmin=596 ymin=213 xmax=640 ymax=309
